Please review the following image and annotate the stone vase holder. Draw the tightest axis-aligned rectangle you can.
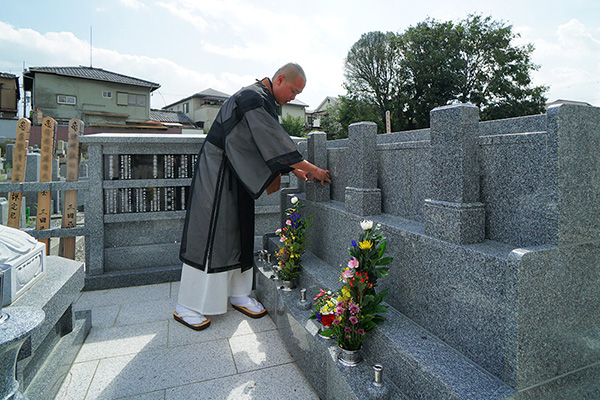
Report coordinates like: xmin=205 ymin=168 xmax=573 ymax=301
xmin=338 ymin=345 xmax=362 ymax=367
xmin=0 ymin=306 xmax=45 ymax=400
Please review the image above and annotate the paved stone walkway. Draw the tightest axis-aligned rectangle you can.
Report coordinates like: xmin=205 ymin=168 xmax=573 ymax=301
xmin=54 ymin=282 xmax=319 ymax=400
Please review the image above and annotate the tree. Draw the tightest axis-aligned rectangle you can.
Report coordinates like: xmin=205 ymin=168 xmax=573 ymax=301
xmin=281 ymin=114 xmax=306 ymax=137
xmin=342 ymin=15 xmax=547 ymax=130
xmin=344 ymin=31 xmax=400 ymax=129
xmin=322 ymin=95 xmax=382 ymax=139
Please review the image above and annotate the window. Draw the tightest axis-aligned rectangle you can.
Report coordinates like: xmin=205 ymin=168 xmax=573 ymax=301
xmin=183 ymin=102 xmax=189 ymax=113
xmin=57 ymin=95 xmax=76 ymax=105
xmin=128 ymin=94 xmax=146 ymax=107
xmin=102 ymin=90 xmax=112 ymax=99
xmin=116 ymin=92 xmax=146 ymax=107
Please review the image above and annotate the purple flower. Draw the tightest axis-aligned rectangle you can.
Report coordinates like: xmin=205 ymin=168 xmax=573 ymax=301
xmin=358 ymin=329 xmax=365 ymax=335
xmin=351 ymin=240 xmax=358 ymax=248
xmin=333 ymin=318 xmax=341 ymax=325
xmin=344 ymin=327 xmax=352 ymax=333
xmin=349 ymin=302 xmax=359 ymax=315
xmin=335 ymin=306 xmax=345 ymax=316
xmin=349 ymin=316 xmax=358 ymax=325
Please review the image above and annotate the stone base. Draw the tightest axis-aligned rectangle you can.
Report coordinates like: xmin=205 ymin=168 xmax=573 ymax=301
xmin=11 ymin=256 xmax=88 ymax=399
xmin=84 ymin=264 xmax=182 ymax=291
xmin=306 ymin=181 xmax=330 ymax=202
xmin=345 ymin=187 xmax=381 ymax=216
xmin=424 ymin=199 xmax=485 ymax=244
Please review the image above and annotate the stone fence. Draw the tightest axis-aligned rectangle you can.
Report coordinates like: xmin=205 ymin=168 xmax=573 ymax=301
xmin=290 ymin=103 xmax=600 ymax=396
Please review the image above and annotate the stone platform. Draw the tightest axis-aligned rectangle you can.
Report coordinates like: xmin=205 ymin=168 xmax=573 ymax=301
xmin=10 ymin=255 xmax=90 ymax=400
xmin=256 ymin=234 xmax=600 ymax=400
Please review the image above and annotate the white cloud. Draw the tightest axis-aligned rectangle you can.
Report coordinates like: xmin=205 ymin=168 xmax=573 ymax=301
xmin=520 ymin=19 xmax=600 ymax=105
xmin=119 ymin=0 xmax=146 ymax=9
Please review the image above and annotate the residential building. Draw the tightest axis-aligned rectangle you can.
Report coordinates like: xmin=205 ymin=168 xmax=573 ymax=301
xmin=0 ymin=72 xmax=20 ymax=119
xmin=0 ymin=72 xmax=20 ymax=140
xmin=281 ymin=98 xmax=308 ymax=122
xmin=163 ymin=88 xmax=229 ymax=131
xmin=23 ymin=66 xmax=160 ymax=127
xmin=306 ymin=96 xmax=338 ymax=131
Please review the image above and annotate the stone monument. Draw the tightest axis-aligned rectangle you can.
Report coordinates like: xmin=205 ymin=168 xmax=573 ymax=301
xmin=0 ymin=225 xmax=46 ymax=306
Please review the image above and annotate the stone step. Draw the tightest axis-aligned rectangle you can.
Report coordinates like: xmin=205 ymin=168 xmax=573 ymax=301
xmin=256 ymin=236 xmax=515 ymax=400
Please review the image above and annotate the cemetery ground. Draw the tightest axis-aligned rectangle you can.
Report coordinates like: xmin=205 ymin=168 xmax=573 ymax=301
xmin=53 ymin=237 xmax=319 ymax=399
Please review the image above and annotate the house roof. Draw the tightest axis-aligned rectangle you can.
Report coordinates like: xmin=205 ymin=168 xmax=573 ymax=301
xmin=0 ymin=72 xmax=18 ymax=79
xmin=286 ymin=98 xmax=308 ymax=108
xmin=23 ymin=66 xmax=160 ymax=91
xmin=164 ymin=88 xmax=230 ymax=108
xmin=313 ymin=96 xmax=338 ymax=113
xmin=150 ymin=109 xmax=195 ymax=125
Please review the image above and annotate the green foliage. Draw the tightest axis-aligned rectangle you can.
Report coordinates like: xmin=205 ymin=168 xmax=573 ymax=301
xmin=275 ymin=198 xmax=313 ymax=281
xmin=321 ymin=95 xmax=382 ymax=139
xmin=281 ymin=114 xmax=306 ymax=138
xmin=341 ymin=14 xmax=548 ymax=131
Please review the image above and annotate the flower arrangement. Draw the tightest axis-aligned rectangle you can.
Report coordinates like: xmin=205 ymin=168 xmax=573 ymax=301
xmin=275 ymin=196 xmax=313 ymax=282
xmin=319 ymin=220 xmax=392 ymax=351
xmin=312 ymin=288 xmax=336 ymax=327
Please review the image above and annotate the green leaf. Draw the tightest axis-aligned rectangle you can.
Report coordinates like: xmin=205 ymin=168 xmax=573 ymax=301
xmin=375 ymin=304 xmax=389 ymax=314
xmin=320 ymin=328 xmax=334 ymax=337
xmin=377 ymin=257 xmax=393 ymax=266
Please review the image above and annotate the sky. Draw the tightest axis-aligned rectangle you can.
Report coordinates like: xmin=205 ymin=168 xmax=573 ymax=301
xmin=1 ymin=0 xmax=600 ymax=113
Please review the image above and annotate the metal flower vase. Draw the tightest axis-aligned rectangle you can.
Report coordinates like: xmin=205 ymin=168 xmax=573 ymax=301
xmin=338 ymin=346 xmax=362 ymax=367
xmin=281 ymin=279 xmax=296 ymax=291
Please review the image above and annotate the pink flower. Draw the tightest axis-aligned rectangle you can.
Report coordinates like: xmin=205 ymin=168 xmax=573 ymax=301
xmin=347 ymin=257 xmax=359 ymax=269
xmin=349 ymin=303 xmax=359 ymax=315
xmin=276 ymin=228 xmax=282 ymax=234
xmin=358 ymin=329 xmax=365 ymax=335
xmin=335 ymin=306 xmax=345 ymax=316
xmin=279 ymin=237 xmax=285 ymax=243
xmin=341 ymin=268 xmax=354 ymax=282
xmin=349 ymin=316 xmax=358 ymax=325
xmin=333 ymin=318 xmax=341 ymax=325
xmin=344 ymin=327 xmax=352 ymax=333
xmin=286 ymin=219 xmax=292 ymax=226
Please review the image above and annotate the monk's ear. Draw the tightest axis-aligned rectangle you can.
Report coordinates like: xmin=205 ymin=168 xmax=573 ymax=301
xmin=275 ymin=74 xmax=286 ymax=86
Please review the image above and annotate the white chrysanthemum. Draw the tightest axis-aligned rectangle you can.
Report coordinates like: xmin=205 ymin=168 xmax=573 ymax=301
xmin=360 ymin=219 xmax=373 ymax=231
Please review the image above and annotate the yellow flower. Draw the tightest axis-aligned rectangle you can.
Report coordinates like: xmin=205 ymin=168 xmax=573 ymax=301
xmin=359 ymin=240 xmax=373 ymax=250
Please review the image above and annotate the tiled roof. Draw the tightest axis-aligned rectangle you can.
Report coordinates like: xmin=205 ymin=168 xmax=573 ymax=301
xmin=164 ymin=88 xmax=230 ymax=108
xmin=195 ymin=88 xmax=230 ymax=99
xmin=0 ymin=72 xmax=18 ymax=79
xmin=25 ymin=66 xmax=160 ymax=91
xmin=150 ymin=109 xmax=195 ymax=124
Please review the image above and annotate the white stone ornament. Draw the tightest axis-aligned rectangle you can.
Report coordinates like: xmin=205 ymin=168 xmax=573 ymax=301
xmin=0 ymin=225 xmax=46 ymax=306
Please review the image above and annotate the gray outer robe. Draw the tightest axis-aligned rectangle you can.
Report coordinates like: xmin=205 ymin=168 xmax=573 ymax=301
xmin=179 ymin=81 xmax=303 ymax=273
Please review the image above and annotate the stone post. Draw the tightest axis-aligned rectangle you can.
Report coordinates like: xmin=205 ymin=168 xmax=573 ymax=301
xmin=424 ymin=104 xmax=485 ymax=244
xmin=305 ymin=131 xmax=330 ymax=202
xmin=344 ymin=122 xmax=381 ymax=216
xmin=546 ymin=103 xmax=600 ymax=245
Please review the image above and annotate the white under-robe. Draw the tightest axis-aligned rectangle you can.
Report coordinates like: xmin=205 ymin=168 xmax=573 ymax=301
xmin=177 ymin=263 xmax=253 ymax=315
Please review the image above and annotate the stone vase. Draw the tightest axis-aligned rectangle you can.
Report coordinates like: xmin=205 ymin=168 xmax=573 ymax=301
xmin=338 ymin=345 xmax=362 ymax=367
xmin=281 ymin=279 xmax=296 ymax=291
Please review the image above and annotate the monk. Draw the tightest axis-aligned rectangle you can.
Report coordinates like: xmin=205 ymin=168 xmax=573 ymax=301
xmin=174 ymin=63 xmax=331 ymax=330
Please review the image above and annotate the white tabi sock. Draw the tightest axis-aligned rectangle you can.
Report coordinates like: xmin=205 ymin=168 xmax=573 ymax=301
xmin=175 ymin=304 xmax=207 ymax=325
xmin=229 ymin=296 xmax=264 ymax=313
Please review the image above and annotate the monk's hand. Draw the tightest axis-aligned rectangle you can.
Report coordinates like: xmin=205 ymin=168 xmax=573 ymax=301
xmin=292 ymin=168 xmax=310 ymax=182
xmin=313 ymin=168 xmax=331 ymax=186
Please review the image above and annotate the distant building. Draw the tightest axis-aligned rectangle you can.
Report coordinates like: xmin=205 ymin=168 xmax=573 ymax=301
xmin=0 ymin=72 xmax=20 ymax=119
xmin=150 ymin=109 xmax=196 ymax=128
xmin=546 ymin=99 xmax=592 ymax=109
xmin=282 ymin=98 xmax=308 ymax=122
xmin=164 ymin=88 xmax=229 ymax=131
xmin=306 ymin=96 xmax=338 ymax=130
xmin=23 ymin=66 xmax=160 ymax=127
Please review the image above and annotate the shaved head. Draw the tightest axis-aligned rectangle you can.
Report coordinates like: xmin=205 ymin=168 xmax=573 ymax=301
xmin=272 ymin=63 xmax=306 ymax=85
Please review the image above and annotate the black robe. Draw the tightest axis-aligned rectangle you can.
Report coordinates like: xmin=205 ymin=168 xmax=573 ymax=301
xmin=179 ymin=81 xmax=303 ymax=273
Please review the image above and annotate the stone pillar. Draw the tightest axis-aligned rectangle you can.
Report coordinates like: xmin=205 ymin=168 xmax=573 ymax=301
xmin=344 ymin=122 xmax=381 ymax=216
xmin=546 ymin=103 xmax=600 ymax=245
xmin=424 ymin=104 xmax=484 ymax=244
xmin=305 ymin=131 xmax=330 ymax=202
